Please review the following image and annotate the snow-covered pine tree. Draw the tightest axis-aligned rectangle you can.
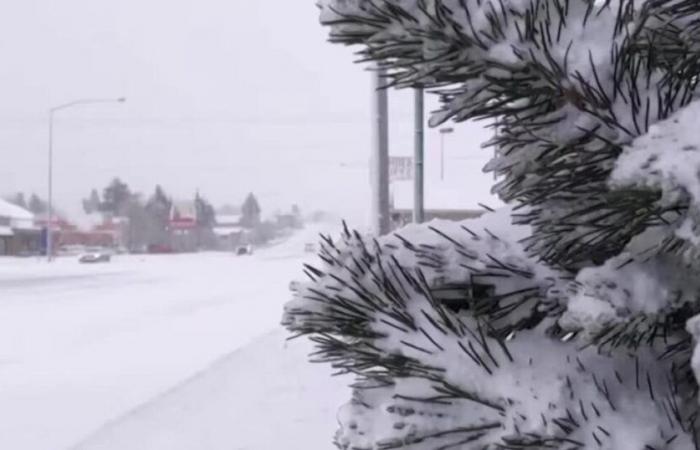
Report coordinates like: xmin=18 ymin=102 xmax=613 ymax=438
xmin=283 ymin=1 xmax=700 ymax=448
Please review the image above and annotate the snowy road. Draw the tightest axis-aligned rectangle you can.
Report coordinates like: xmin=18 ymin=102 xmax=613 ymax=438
xmin=0 ymin=228 xmax=329 ymax=450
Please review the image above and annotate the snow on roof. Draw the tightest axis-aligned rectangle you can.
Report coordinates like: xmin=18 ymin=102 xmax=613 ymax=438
xmin=0 ymin=198 xmax=33 ymax=221
xmin=216 ymin=214 xmax=242 ymax=226
xmin=0 ymin=198 xmax=37 ymax=231
xmin=391 ymin=180 xmax=502 ymax=212
xmin=213 ymin=226 xmax=244 ymax=236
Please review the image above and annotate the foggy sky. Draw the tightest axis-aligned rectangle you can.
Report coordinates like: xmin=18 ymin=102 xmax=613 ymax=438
xmin=0 ymin=1 xmax=493 ymax=226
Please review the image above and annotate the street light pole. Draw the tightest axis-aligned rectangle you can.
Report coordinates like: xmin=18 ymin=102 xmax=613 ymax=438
xmin=413 ymin=88 xmax=425 ymax=223
xmin=46 ymin=97 xmax=126 ymax=261
xmin=439 ymin=127 xmax=454 ymax=182
xmin=47 ymin=110 xmax=54 ymax=262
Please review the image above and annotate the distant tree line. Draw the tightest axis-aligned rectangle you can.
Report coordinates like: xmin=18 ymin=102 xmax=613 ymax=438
xmin=84 ymin=178 xmax=288 ymax=250
xmin=5 ymin=178 xmax=306 ymax=252
xmin=4 ymin=192 xmax=49 ymax=215
xmin=78 ymin=178 xmax=219 ymax=252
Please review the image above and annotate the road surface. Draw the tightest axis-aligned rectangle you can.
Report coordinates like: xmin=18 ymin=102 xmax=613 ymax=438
xmin=0 ymin=227 xmax=328 ymax=450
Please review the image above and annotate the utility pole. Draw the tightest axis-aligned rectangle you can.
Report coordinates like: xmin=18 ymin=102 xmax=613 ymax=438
xmin=371 ymin=68 xmax=391 ymax=235
xmin=413 ymin=88 xmax=425 ymax=223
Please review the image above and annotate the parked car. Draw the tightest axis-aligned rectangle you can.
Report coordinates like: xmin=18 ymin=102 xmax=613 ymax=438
xmin=79 ymin=248 xmax=112 ymax=264
xmin=304 ymin=243 xmax=316 ymax=253
xmin=235 ymin=244 xmax=253 ymax=256
xmin=289 ymin=280 xmax=302 ymax=292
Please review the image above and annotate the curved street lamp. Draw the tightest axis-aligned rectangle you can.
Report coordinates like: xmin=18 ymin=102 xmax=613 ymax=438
xmin=47 ymin=97 xmax=126 ymax=261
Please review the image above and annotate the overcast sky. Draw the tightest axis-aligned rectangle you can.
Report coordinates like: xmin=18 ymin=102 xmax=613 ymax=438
xmin=0 ymin=0 xmax=493 ymax=226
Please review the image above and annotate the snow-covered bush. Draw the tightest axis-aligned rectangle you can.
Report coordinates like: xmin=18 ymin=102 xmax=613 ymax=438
xmin=283 ymin=1 xmax=700 ymax=448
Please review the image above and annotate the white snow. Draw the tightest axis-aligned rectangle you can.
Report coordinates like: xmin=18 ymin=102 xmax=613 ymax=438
xmin=72 ymin=329 xmax=349 ymax=450
xmin=555 ymin=252 xmax=700 ymax=338
xmin=0 ymin=197 xmax=36 ymax=230
xmin=212 ymin=226 xmax=243 ymax=236
xmin=612 ymin=99 xmax=700 ymax=205
xmin=0 ymin=197 xmax=34 ymax=221
xmin=0 ymin=225 xmax=339 ymax=450
xmin=610 ymin=99 xmax=700 ymax=253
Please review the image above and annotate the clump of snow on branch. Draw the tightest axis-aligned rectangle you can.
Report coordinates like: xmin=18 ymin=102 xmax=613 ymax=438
xmin=612 ymin=99 xmax=700 ymax=250
xmin=556 ymin=253 xmax=700 ymax=340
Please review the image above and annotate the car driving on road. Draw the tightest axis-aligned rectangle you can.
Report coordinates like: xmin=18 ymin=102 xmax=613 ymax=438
xmin=78 ymin=248 xmax=112 ymax=264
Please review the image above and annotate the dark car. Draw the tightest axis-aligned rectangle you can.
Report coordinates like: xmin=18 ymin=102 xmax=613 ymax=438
xmin=79 ymin=251 xmax=112 ymax=264
xmin=235 ymin=245 xmax=253 ymax=256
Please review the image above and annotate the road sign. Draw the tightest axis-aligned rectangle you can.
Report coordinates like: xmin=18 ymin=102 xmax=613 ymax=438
xmin=390 ymin=156 xmax=413 ymax=181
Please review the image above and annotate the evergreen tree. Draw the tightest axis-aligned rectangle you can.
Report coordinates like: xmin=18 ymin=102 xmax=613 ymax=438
xmin=89 ymin=189 xmax=100 ymax=209
xmin=145 ymin=186 xmax=171 ymax=220
xmin=283 ymin=1 xmax=700 ymax=448
xmin=145 ymin=185 xmax=172 ymax=246
xmin=27 ymin=193 xmax=47 ymax=215
xmin=194 ymin=192 xmax=216 ymax=228
xmin=194 ymin=192 xmax=217 ymax=249
xmin=9 ymin=192 xmax=27 ymax=209
xmin=123 ymin=193 xmax=149 ymax=251
xmin=101 ymin=178 xmax=131 ymax=216
xmin=240 ymin=193 xmax=261 ymax=228
xmin=82 ymin=189 xmax=101 ymax=214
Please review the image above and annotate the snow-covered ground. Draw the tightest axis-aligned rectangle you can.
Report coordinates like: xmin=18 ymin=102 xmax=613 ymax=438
xmin=0 ymin=226 xmax=344 ymax=450
xmin=73 ymin=330 xmax=348 ymax=450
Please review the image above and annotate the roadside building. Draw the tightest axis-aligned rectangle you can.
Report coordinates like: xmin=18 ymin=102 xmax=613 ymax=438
xmin=169 ymin=201 xmax=198 ymax=252
xmin=0 ymin=199 xmax=41 ymax=256
xmin=213 ymin=214 xmax=247 ymax=251
xmin=44 ymin=212 xmax=126 ymax=252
